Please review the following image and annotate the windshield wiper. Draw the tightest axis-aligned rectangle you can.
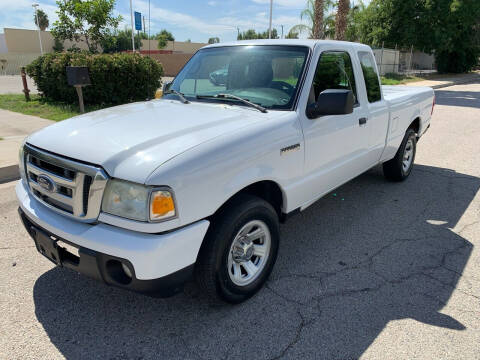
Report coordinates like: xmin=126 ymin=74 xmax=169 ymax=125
xmin=165 ymin=89 xmax=189 ymax=104
xmin=196 ymin=93 xmax=267 ymax=113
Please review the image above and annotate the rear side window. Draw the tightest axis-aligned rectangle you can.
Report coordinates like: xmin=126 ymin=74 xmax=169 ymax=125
xmin=358 ymin=51 xmax=381 ymax=103
xmin=311 ymin=51 xmax=358 ymax=103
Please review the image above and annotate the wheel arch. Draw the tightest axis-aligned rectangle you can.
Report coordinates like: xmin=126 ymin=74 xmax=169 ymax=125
xmin=409 ymin=116 xmax=421 ymax=135
xmin=210 ymin=180 xmax=287 ymax=223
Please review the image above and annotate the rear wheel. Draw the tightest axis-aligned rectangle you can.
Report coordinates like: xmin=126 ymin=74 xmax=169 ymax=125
xmin=383 ymin=128 xmax=417 ymax=181
xmin=195 ymin=194 xmax=279 ymax=303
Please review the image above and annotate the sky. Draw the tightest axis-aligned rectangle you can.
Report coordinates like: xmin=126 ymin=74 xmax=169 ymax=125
xmin=0 ymin=0 xmax=371 ymax=43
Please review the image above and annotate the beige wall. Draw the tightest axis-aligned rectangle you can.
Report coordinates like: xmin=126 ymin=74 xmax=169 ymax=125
xmin=4 ymin=28 xmax=205 ymax=55
xmin=141 ymin=40 xmax=206 ymax=53
xmin=149 ymin=53 xmax=193 ymax=76
xmin=4 ymin=28 xmax=90 ymax=53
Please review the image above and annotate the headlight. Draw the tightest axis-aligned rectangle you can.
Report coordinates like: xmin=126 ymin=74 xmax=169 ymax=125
xmin=101 ymin=179 xmax=177 ymax=222
xmin=18 ymin=140 xmax=27 ymax=183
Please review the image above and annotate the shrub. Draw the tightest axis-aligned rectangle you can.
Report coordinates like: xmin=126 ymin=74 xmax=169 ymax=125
xmin=435 ymin=48 xmax=480 ymax=74
xmin=26 ymin=52 xmax=163 ymax=105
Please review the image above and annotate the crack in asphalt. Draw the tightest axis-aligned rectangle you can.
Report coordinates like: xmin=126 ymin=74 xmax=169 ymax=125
xmin=270 ymin=311 xmax=316 ymax=360
xmin=263 ymin=227 xmax=478 ymax=358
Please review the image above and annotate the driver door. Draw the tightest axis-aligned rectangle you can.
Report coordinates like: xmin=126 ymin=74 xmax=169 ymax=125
xmin=298 ymin=48 xmax=371 ymax=206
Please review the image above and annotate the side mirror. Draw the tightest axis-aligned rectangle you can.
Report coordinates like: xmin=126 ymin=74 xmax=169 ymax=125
xmin=163 ymin=81 xmax=172 ymax=92
xmin=156 ymin=81 xmax=172 ymax=99
xmin=306 ymin=89 xmax=354 ymax=119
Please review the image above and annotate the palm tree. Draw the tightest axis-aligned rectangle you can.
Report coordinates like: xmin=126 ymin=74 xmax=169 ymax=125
xmin=34 ymin=9 xmax=49 ymax=31
xmin=290 ymin=0 xmax=335 ymax=39
xmin=335 ymin=0 xmax=350 ymax=40
xmin=312 ymin=0 xmax=324 ymax=38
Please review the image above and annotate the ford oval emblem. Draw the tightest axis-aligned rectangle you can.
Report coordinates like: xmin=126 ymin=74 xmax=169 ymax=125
xmin=37 ymin=174 xmax=56 ymax=193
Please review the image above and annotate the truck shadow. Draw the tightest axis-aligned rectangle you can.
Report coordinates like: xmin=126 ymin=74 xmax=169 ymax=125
xmin=32 ymin=164 xmax=478 ymax=359
xmin=434 ymin=88 xmax=480 ymax=109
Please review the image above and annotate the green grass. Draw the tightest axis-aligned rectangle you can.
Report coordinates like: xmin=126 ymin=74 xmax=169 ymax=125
xmin=381 ymin=73 xmax=424 ymax=85
xmin=0 ymin=94 xmax=111 ymax=121
xmin=274 ymin=77 xmax=299 ymax=86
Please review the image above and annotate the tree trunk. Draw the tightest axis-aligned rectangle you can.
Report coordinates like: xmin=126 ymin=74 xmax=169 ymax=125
xmin=312 ymin=0 xmax=324 ymax=39
xmin=84 ymin=34 xmax=91 ymax=51
xmin=335 ymin=0 xmax=350 ymax=40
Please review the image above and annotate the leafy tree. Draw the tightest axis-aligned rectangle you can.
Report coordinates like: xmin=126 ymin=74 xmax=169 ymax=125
xmin=290 ymin=0 xmax=335 ymax=39
xmin=101 ymin=29 xmax=142 ymax=53
xmin=285 ymin=30 xmax=299 ymax=39
xmin=51 ymin=0 xmax=121 ymax=52
xmin=34 ymin=9 xmax=49 ymax=31
xmin=349 ymin=0 xmax=480 ymax=73
xmin=335 ymin=0 xmax=350 ymax=40
xmin=344 ymin=1 xmax=367 ymax=42
xmin=237 ymin=28 xmax=278 ymax=40
xmin=155 ymin=29 xmax=175 ymax=49
xmin=208 ymin=37 xmax=220 ymax=44
xmin=185 ymin=39 xmax=192 ymax=43
xmin=52 ymin=38 xmax=64 ymax=52
xmin=237 ymin=29 xmax=257 ymax=40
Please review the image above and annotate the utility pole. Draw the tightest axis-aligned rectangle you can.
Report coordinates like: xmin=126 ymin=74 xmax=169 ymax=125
xmin=268 ymin=0 xmax=273 ymax=39
xmin=32 ymin=3 xmax=43 ymax=55
xmin=143 ymin=16 xmax=146 ymax=36
xmin=129 ymin=0 xmax=135 ymax=51
xmin=280 ymin=25 xmax=284 ymax=39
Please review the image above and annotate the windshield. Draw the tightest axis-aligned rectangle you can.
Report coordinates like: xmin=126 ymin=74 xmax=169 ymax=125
xmin=166 ymin=45 xmax=310 ymax=110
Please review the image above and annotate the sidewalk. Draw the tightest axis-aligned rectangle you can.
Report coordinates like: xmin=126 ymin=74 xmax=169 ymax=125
xmin=0 ymin=109 xmax=53 ymax=182
xmin=405 ymin=71 xmax=480 ymax=89
xmin=0 ymin=75 xmax=38 ymax=94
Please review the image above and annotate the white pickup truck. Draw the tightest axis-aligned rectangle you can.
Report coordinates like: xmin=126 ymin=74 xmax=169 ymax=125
xmin=17 ymin=40 xmax=434 ymax=303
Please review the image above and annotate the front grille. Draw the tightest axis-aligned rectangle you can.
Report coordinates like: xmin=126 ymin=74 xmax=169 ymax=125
xmin=23 ymin=144 xmax=108 ymax=222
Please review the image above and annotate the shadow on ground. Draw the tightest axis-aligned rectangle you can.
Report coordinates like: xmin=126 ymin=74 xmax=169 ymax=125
xmin=435 ymin=88 xmax=480 ymax=109
xmin=33 ymin=164 xmax=479 ymax=359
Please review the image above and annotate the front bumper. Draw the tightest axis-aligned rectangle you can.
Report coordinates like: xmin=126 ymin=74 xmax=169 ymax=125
xmin=16 ymin=180 xmax=210 ymax=297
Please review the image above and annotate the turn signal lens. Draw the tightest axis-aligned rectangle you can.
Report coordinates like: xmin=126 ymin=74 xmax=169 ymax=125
xmin=150 ymin=190 xmax=176 ymax=221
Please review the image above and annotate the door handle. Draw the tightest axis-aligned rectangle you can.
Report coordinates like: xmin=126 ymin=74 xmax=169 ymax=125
xmin=359 ymin=117 xmax=368 ymax=125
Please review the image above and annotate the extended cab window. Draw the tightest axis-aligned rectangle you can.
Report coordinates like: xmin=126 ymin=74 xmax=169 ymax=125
xmin=358 ymin=51 xmax=381 ymax=103
xmin=310 ymin=51 xmax=358 ymax=104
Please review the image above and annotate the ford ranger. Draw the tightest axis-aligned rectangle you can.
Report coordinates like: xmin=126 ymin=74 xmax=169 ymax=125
xmin=16 ymin=40 xmax=435 ymax=303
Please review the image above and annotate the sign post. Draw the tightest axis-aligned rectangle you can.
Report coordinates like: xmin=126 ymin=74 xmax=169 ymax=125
xmin=134 ymin=11 xmax=142 ymax=52
xmin=66 ymin=66 xmax=91 ymax=114
xmin=135 ymin=11 xmax=142 ymax=31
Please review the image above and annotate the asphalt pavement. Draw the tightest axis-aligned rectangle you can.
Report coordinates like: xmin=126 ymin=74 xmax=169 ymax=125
xmin=0 ymin=82 xmax=479 ymax=359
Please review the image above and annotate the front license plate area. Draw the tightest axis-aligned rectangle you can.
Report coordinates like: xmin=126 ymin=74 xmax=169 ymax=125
xmin=32 ymin=226 xmax=62 ymax=265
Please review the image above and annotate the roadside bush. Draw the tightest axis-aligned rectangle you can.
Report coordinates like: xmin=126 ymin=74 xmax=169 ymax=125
xmin=26 ymin=52 xmax=163 ymax=105
xmin=436 ymin=48 xmax=479 ymax=74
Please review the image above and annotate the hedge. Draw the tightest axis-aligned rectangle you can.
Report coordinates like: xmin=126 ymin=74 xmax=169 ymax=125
xmin=26 ymin=52 xmax=163 ymax=105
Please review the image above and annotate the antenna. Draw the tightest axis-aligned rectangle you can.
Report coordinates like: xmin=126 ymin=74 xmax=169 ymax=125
xmin=148 ymin=0 xmax=151 ymax=100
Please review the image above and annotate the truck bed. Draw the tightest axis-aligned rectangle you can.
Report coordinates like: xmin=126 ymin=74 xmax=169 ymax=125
xmin=380 ymin=85 xmax=435 ymax=162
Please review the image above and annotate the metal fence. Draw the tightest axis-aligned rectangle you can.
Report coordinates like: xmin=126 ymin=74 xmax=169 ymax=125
xmin=0 ymin=53 xmax=41 ymax=75
xmin=372 ymin=46 xmax=436 ymax=76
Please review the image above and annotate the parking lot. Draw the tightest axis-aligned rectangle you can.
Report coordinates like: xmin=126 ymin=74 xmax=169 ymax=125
xmin=1 ymin=81 xmax=479 ymax=359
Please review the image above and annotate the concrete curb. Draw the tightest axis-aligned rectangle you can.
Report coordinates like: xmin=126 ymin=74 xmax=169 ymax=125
xmin=0 ymin=164 xmax=19 ymax=184
xmin=408 ymin=74 xmax=480 ymax=90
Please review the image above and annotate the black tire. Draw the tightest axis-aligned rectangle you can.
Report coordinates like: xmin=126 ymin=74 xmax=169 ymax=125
xmin=195 ymin=194 xmax=280 ymax=304
xmin=383 ymin=128 xmax=417 ymax=181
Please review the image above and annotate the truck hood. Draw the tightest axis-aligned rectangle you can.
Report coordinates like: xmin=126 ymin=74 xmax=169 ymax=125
xmin=27 ymin=100 xmax=271 ymax=183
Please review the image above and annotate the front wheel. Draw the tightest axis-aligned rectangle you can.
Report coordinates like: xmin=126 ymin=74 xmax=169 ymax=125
xmin=383 ymin=128 xmax=417 ymax=181
xmin=195 ymin=194 xmax=279 ymax=303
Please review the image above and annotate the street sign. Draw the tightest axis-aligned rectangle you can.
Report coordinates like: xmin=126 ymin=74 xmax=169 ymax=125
xmin=134 ymin=11 xmax=142 ymax=31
